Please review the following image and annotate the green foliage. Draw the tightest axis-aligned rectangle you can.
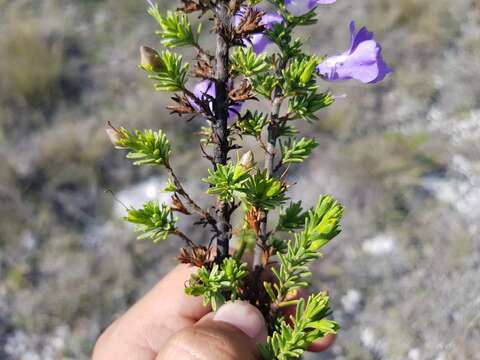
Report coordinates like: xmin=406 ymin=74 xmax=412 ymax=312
xmin=280 ymin=137 xmax=319 ymax=164
xmin=231 ymin=47 xmax=270 ymax=76
xmin=266 ymin=195 xmax=343 ymax=301
xmin=277 ymin=201 xmax=307 ymax=231
xmin=236 ymin=111 xmax=268 ymax=137
xmin=203 ymin=162 xmax=251 ymax=202
xmin=125 ymin=202 xmax=177 ymax=242
xmin=162 ymin=178 xmax=177 ymax=192
xmin=278 ymin=122 xmax=299 ymax=137
xmin=303 ymin=194 xmax=344 ymax=250
xmin=258 ymin=293 xmax=338 ymax=360
xmin=251 ymin=73 xmax=278 ymax=99
xmin=288 ymin=92 xmax=334 ymax=121
xmin=143 ymin=50 xmax=189 ymax=91
xmin=115 ymin=128 xmax=171 ymax=166
xmin=148 ymin=7 xmax=201 ymax=48
xmin=282 ymin=57 xmax=319 ymax=96
xmin=238 ymin=171 xmax=288 ymax=210
xmin=185 ymin=258 xmax=248 ymax=310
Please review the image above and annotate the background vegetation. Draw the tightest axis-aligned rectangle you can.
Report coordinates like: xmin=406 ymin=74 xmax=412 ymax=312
xmin=0 ymin=0 xmax=478 ymax=358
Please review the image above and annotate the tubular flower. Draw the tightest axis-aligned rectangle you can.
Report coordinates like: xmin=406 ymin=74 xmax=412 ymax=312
xmin=190 ymin=80 xmax=242 ymax=119
xmin=316 ymin=21 xmax=392 ymax=84
xmin=285 ymin=0 xmax=336 ymax=17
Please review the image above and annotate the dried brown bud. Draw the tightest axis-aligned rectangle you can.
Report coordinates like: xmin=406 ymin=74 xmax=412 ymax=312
xmin=167 ymin=94 xmax=196 ymax=115
xmin=171 ymin=194 xmax=192 ymax=215
xmin=139 ymin=46 xmax=163 ymax=72
xmin=177 ymin=0 xmax=203 ymax=13
xmin=240 ymin=150 xmax=255 ymax=169
xmin=177 ymin=246 xmax=214 ymax=267
xmin=229 ymin=81 xmax=256 ymax=102
xmin=105 ymin=121 xmax=123 ymax=146
xmin=235 ymin=7 xmax=265 ymax=38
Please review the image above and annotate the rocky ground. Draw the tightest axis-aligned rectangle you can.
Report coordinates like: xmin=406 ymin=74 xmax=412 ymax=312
xmin=0 ymin=0 xmax=478 ymax=359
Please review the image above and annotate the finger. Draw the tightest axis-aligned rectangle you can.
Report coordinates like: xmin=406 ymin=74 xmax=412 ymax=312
xmin=94 ymin=264 xmax=210 ymax=359
xmin=156 ymin=301 xmax=266 ymax=360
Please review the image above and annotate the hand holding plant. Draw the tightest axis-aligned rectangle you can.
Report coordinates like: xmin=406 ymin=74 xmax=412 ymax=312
xmin=103 ymin=0 xmax=390 ymax=358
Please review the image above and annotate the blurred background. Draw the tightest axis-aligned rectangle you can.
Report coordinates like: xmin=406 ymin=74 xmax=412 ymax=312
xmin=0 ymin=0 xmax=479 ymax=359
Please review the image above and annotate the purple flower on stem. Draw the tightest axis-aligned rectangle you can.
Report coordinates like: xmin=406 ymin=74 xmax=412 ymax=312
xmin=190 ymin=80 xmax=242 ymax=120
xmin=316 ymin=21 xmax=392 ymax=84
xmin=285 ymin=0 xmax=336 ymax=17
xmin=249 ymin=12 xmax=283 ymax=53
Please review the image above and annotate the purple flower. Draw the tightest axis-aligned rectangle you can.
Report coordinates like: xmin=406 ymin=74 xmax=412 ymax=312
xmin=285 ymin=0 xmax=336 ymax=17
xmin=235 ymin=9 xmax=283 ymax=54
xmin=249 ymin=12 xmax=283 ymax=53
xmin=316 ymin=21 xmax=392 ymax=84
xmin=190 ymin=80 xmax=242 ymax=119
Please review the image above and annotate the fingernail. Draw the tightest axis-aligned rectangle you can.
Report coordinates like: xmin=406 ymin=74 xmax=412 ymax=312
xmin=213 ymin=301 xmax=267 ymax=342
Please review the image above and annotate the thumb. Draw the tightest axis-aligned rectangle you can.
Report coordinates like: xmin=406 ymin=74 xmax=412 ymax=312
xmin=156 ymin=301 xmax=267 ymax=360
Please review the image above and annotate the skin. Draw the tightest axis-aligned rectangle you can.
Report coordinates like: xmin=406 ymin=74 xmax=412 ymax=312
xmin=93 ymin=264 xmax=335 ymax=360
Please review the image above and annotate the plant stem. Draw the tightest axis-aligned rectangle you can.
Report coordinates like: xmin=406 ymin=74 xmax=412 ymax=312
xmin=213 ymin=1 xmax=232 ymax=262
xmin=253 ymin=89 xmax=284 ymax=268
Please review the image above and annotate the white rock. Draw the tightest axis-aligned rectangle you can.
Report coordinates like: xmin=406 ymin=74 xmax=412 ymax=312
xmin=341 ymin=289 xmax=362 ymax=313
xmin=362 ymin=233 xmax=395 ymax=256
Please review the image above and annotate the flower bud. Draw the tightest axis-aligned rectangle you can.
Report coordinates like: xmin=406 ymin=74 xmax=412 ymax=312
xmin=105 ymin=121 xmax=123 ymax=146
xmin=300 ymin=58 xmax=317 ymax=84
xmin=139 ymin=46 xmax=163 ymax=72
xmin=240 ymin=150 xmax=255 ymax=169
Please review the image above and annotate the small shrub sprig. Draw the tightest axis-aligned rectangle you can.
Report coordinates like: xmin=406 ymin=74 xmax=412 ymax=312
xmin=106 ymin=0 xmax=390 ymax=357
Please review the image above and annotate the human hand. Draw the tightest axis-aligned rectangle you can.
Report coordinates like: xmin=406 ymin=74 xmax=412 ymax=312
xmin=93 ymin=264 xmax=335 ymax=360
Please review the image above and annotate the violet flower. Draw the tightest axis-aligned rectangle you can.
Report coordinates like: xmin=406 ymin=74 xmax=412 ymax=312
xmin=285 ymin=0 xmax=336 ymax=17
xmin=190 ymin=80 xmax=242 ymax=119
xmin=316 ymin=21 xmax=392 ymax=84
xmin=248 ymin=12 xmax=283 ymax=53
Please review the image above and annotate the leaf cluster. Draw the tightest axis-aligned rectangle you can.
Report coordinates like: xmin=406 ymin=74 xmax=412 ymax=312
xmin=145 ymin=50 xmax=189 ymax=91
xmin=115 ymin=128 xmax=171 ymax=166
xmin=277 ymin=201 xmax=307 ymax=231
xmin=258 ymin=293 xmax=338 ymax=360
xmin=265 ymin=195 xmax=343 ymax=302
xmin=238 ymin=170 xmax=288 ymax=210
xmin=288 ymin=91 xmax=334 ymax=121
xmin=125 ymin=202 xmax=177 ymax=242
xmin=203 ymin=162 xmax=251 ymax=202
xmin=235 ymin=110 xmax=268 ymax=138
xmin=231 ymin=46 xmax=270 ymax=76
xmin=185 ymin=258 xmax=248 ymax=310
xmin=149 ymin=8 xmax=201 ymax=48
xmin=280 ymin=137 xmax=318 ymax=165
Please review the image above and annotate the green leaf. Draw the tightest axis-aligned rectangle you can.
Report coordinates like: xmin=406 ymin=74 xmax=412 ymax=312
xmin=281 ymin=137 xmax=318 ymax=164
xmin=203 ymin=162 xmax=251 ymax=202
xmin=115 ymin=128 xmax=171 ymax=166
xmin=144 ymin=50 xmax=189 ymax=91
xmin=288 ymin=91 xmax=334 ymax=121
xmin=261 ymin=292 xmax=338 ymax=360
xmin=238 ymin=170 xmax=288 ymax=210
xmin=236 ymin=111 xmax=268 ymax=137
xmin=278 ymin=123 xmax=299 ymax=137
xmin=282 ymin=56 xmax=319 ymax=96
xmin=231 ymin=46 xmax=270 ymax=76
xmin=148 ymin=7 xmax=200 ymax=48
xmin=185 ymin=258 xmax=248 ymax=311
xmin=277 ymin=201 xmax=307 ymax=231
xmin=251 ymin=73 xmax=278 ymax=99
xmin=162 ymin=178 xmax=177 ymax=192
xmin=125 ymin=202 xmax=177 ymax=242
xmin=302 ymin=194 xmax=344 ymax=249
